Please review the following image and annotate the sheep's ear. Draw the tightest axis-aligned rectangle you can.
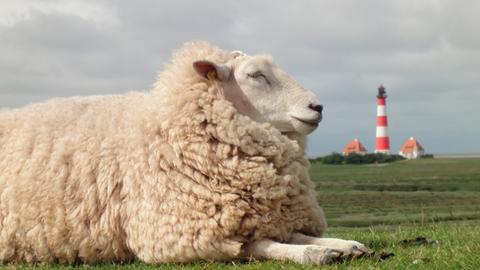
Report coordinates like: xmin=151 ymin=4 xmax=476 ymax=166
xmin=193 ymin=60 xmax=230 ymax=82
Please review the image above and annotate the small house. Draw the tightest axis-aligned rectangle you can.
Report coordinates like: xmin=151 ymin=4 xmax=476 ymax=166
xmin=342 ymin=139 xmax=368 ymax=156
xmin=399 ymin=137 xmax=425 ymax=159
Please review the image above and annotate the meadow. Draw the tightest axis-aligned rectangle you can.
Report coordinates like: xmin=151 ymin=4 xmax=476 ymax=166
xmin=2 ymin=158 xmax=479 ymax=269
xmin=311 ymin=158 xmax=480 ymax=227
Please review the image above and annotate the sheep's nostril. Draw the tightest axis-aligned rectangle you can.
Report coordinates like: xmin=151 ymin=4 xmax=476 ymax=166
xmin=308 ymin=104 xmax=323 ymax=114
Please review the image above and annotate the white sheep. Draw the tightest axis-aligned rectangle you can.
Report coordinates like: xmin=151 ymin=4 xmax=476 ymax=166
xmin=0 ymin=41 xmax=369 ymax=265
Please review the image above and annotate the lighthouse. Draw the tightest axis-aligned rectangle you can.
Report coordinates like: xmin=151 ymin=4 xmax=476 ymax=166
xmin=375 ymin=85 xmax=391 ymax=154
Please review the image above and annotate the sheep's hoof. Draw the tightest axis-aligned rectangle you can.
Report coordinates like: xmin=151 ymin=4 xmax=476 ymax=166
xmin=337 ymin=240 xmax=371 ymax=259
xmin=302 ymin=246 xmax=344 ymax=265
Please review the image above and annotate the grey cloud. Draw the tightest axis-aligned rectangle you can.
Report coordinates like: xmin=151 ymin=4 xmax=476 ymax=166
xmin=0 ymin=0 xmax=479 ymax=155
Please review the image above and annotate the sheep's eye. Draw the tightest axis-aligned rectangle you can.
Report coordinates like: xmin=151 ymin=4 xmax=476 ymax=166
xmin=247 ymin=72 xmax=270 ymax=84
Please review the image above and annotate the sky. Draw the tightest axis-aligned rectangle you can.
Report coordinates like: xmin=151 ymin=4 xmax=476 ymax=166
xmin=0 ymin=0 xmax=479 ymax=156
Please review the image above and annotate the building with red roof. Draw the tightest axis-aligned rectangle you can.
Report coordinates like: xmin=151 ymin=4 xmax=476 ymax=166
xmin=399 ymin=137 xmax=425 ymax=159
xmin=342 ymin=138 xmax=368 ymax=156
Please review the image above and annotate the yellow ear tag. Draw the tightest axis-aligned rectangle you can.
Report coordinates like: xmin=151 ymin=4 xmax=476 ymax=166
xmin=207 ymin=70 xmax=217 ymax=81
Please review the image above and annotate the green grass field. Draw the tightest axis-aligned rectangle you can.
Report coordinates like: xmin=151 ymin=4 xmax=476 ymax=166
xmin=2 ymin=158 xmax=480 ymax=269
xmin=311 ymin=158 xmax=480 ymax=227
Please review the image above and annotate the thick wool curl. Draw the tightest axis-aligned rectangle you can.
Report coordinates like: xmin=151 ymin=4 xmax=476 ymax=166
xmin=0 ymin=41 xmax=326 ymax=264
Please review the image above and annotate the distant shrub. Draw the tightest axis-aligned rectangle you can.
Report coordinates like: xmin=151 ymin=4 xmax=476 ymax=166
xmin=392 ymin=154 xmax=405 ymax=162
xmin=374 ymin=153 xmax=393 ymax=163
xmin=363 ymin=153 xmax=377 ymax=163
xmin=321 ymin=152 xmax=405 ymax=165
xmin=421 ymin=154 xmax=434 ymax=159
xmin=374 ymin=153 xmax=405 ymax=163
xmin=308 ymin=156 xmax=323 ymax=163
xmin=344 ymin=153 xmax=367 ymax=164
xmin=322 ymin=153 xmax=345 ymax=164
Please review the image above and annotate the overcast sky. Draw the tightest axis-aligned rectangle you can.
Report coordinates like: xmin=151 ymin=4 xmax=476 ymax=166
xmin=1 ymin=0 xmax=479 ymax=156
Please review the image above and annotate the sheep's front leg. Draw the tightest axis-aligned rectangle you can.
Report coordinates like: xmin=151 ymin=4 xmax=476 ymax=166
xmin=243 ymin=239 xmax=343 ymax=265
xmin=290 ymin=233 xmax=370 ymax=258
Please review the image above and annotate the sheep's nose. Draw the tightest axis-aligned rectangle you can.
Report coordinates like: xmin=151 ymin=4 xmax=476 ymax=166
xmin=308 ymin=103 xmax=323 ymax=114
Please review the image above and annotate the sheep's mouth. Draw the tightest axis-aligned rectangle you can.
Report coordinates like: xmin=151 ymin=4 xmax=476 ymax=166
xmin=291 ymin=116 xmax=321 ymax=127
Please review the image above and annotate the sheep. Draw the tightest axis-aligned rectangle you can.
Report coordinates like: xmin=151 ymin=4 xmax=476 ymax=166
xmin=0 ymin=41 xmax=369 ymax=265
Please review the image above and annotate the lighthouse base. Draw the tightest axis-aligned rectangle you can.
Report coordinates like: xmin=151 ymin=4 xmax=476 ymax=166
xmin=375 ymin=150 xmax=391 ymax=154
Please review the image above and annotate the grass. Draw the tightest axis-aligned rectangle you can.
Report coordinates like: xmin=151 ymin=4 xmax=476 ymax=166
xmin=310 ymin=158 xmax=480 ymax=227
xmin=2 ymin=158 xmax=480 ymax=269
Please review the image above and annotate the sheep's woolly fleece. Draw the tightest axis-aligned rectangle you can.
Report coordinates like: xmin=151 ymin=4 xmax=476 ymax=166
xmin=0 ymin=41 xmax=326 ymax=264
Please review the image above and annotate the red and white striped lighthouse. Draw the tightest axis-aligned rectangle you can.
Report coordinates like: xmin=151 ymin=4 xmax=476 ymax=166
xmin=375 ymin=85 xmax=390 ymax=154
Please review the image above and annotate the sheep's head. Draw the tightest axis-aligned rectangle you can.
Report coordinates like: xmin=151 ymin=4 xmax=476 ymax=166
xmin=193 ymin=52 xmax=322 ymax=136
